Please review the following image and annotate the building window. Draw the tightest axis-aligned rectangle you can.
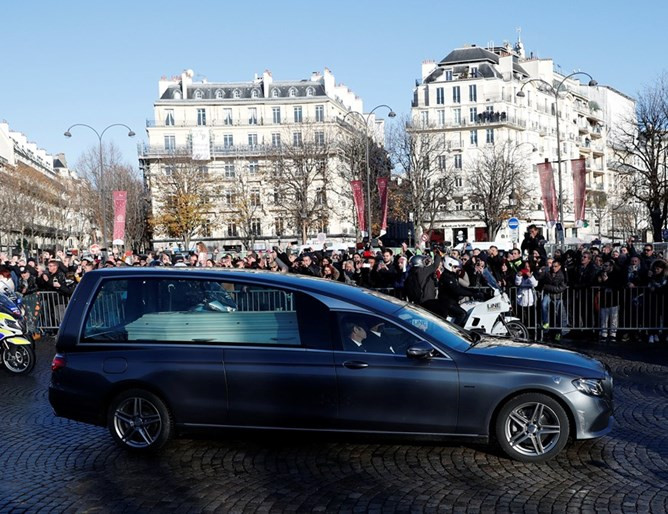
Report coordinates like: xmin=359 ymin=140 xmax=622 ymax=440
xmin=249 ymin=160 xmax=259 ymax=174
xmin=223 ymin=134 xmax=233 ymax=148
xmin=222 ymin=108 xmax=232 ymax=125
xmin=437 ymin=110 xmax=446 ymax=127
xmin=251 ymin=89 xmax=259 ymax=99
xmin=250 ymin=218 xmax=261 ymax=236
xmin=197 ymin=108 xmax=206 ymax=126
xmin=437 ymin=155 xmax=447 ymax=170
xmin=198 ymin=166 xmax=208 ymax=175
xmin=315 ymin=105 xmax=324 ymax=122
xmin=453 ymin=108 xmax=462 ymax=126
xmin=454 ymin=199 xmax=463 ymax=211
xmin=164 ymin=135 xmax=175 ymax=151
xmin=289 ymin=87 xmax=297 ymax=97
xmin=306 ymin=87 xmax=315 ymax=97
xmin=227 ymin=222 xmax=238 ymax=237
xmin=294 ymin=106 xmax=303 ymax=123
xmin=194 ymin=89 xmax=203 ymax=99
xmin=293 ymin=131 xmax=302 ymax=146
xmin=420 ymin=111 xmax=429 ymax=127
xmin=165 ymin=109 xmax=174 ymax=126
xmin=436 ymin=87 xmax=445 ymax=105
xmin=164 ymin=165 xmax=175 ymax=176
xmin=248 ymin=107 xmax=257 ymax=125
xmin=275 ymin=218 xmax=284 ymax=236
xmin=469 ymin=107 xmax=477 ymax=123
xmin=215 ymin=89 xmax=224 ymax=99
xmin=271 ymin=133 xmax=281 ymax=147
xmin=224 ymin=164 xmax=235 ymax=179
xmin=248 ymin=133 xmax=258 ymax=147
xmin=471 ymin=67 xmax=478 ymax=78
xmin=486 ymin=128 xmax=494 ymax=144
xmin=233 ymin=89 xmax=241 ymax=99
xmin=315 ymin=131 xmax=325 ymax=146
xmin=454 ymin=176 xmax=463 ymax=187
xmin=271 ymin=89 xmax=280 ymax=98
xmin=445 ymin=70 xmax=453 ymax=81
xmin=273 ymin=189 xmax=282 ymax=203
xmin=470 ymin=203 xmax=480 ymax=211
xmin=173 ymin=90 xmax=182 ymax=99
xmin=250 ymin=189 xmax=261 ymax=207
xmin=454 ymin=154 xmax=462 ymax=169
xmin=470 ymin=130 xmax=478 ymax=146
xmin=469 ymin=84 xmax=477 ymax=102
xmin=486 ymin=105 xmax=494 ymax=115
xmin=272 ymin=107 xmax=281 ymax=124
xmin=452 ymin=86 xmax=460 ymax=103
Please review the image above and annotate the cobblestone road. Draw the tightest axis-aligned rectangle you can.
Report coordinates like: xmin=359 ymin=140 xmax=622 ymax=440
xmin=0 ymin=338 xmax=667 ymax=513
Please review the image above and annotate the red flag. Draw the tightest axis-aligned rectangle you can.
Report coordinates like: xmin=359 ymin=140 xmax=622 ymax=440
xmin=537 ymin=161 xmax=558 ymax=226
xmin=377 ymin=177 xmax=389 ymax=235
xmin=571 ymin=158 xmax=587 ymax=227
xmin=112 ymin=190 xmax=128 ymax=244
xmin=350 ymin=180 xmax=366 ymax=233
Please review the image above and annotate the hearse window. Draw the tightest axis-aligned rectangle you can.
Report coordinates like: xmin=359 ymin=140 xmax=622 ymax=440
xmin=82 ymin=278 xmax=301 ymax=346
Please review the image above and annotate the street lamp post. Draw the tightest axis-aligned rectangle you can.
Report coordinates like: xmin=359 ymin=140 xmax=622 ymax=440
xmin=64 ymin=123 xmax=135 ymax=248
xmin=517 ymin=72 xmax=597 ymax=245
xmin=343 ymin=105 xmax=396 ymax=240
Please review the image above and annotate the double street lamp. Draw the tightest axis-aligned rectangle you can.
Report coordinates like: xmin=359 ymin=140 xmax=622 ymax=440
xmin=343 ymin=105 xmax=396 ymax=239
xmin=517 ymin=72 xmax=597 ymax=243
xmin=64 ymin=123 xmax=135 ymax=248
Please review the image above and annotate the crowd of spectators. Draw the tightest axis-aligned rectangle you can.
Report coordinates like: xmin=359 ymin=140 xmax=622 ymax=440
xmin=0 ymin=226 xmax=665 ymax=343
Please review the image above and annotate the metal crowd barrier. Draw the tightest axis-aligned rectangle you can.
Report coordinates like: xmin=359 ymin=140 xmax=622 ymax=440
xmin=33 ymin=285 xmax=665 ymax=335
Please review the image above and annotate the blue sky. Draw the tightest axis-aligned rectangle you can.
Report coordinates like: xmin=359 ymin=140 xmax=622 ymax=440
xmin=2 ymin=0 xmax=666 ymax=170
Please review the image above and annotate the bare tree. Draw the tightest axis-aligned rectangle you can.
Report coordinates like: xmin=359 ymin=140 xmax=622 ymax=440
xmin=465 ymin=140 xmax=532 ymax=241
xmin=228 ymin=159 xmax=267 ymax=251
xmin=388 ymin=118 xmax=455 ymax=241
xmin=612 ymin=73 xmax=668 ymax=242
xmin=268 ymin=124 xmax=335 ymax=243
xmin=148 ymin=151 xmax=222 ymax=249
xmin=335 ymin=131 xmax=393 ymax=238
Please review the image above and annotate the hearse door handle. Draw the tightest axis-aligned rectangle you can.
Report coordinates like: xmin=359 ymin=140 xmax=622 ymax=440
xmin=343 ymin=360 xmax=369 ymax=369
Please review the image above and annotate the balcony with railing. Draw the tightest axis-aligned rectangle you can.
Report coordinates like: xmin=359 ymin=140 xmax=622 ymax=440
xmin=138 ymin=142 xmax=285 ymax=158
xmin=414 ymin=111 xmax=526 ymax=132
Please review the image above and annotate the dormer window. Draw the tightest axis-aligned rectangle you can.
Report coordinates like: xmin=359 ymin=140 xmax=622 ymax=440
xmin=306 ymin=87 xmax=315 ymax=97
xmin=271 ymin=88 xmax=280 ymax=98
xmin=173 ymin=90 xmax=182 ymax=99
xmin=194 ymin=89 xmax=204 ymax=100
xmin=214 ymin=89 xmax=224 ymax=99
xmin=233 ymin=89 xmax=241 ymax=99
xmin=251 ymin=88 xmax=260 ymax=98
xmin=289 ymin=87 xmax=297 ymax=97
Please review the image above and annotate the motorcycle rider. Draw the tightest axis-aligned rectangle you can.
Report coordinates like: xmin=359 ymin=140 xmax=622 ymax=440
xmin=436 ymin=256 xmax=487 ymax=327
xmin=404 ymin=252 xmax=442 ymax=306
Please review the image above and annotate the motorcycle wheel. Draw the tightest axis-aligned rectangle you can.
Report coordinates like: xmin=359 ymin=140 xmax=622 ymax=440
xmin=2 ymin=344 xmax=36 ymax=374
xmin=505 ymin=320 xmax=529 ymax=341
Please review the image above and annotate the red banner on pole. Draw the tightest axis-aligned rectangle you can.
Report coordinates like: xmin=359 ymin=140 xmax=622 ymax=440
xmin=112 ymin=190 xmax=128 ymax=244
xmin=537 ymin=161 xmax=558 ymax=226
xmin=350 ymin=180 xmax=366 ymax=233
xmin=377 ymin=177 xmax=389 ymax=236
xmin=571 ymin=158 xmax=587 ymax=227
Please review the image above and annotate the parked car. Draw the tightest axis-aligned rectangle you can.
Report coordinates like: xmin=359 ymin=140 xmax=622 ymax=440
xmin=49 ymin=268 xmax=614 ymax=462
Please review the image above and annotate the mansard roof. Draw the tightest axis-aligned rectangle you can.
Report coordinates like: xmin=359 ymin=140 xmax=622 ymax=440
xmin=160 ymin=82 xmax=326 ymax=100
xmin=438 ymin=46 xmax=500 ymax=66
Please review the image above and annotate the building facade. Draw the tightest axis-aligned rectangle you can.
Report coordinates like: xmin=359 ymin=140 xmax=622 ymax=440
xmin=140 ymin=68 xmax=383 ymax=251
xmin=0 ymin=121 xmax=91 ymax=253
xmin=410 ymin=39 xmax=636 ymax=245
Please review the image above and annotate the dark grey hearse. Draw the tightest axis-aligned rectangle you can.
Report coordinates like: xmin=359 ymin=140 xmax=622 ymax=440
xmin=49 ymin=268 xmax=613 ymax=462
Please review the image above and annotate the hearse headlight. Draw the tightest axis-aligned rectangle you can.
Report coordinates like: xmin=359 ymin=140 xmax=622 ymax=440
xmin=572 ymin=378 xmax=604 ymax=396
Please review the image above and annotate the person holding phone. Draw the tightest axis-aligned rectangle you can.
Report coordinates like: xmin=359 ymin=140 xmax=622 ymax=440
xmin=37 ymin=260 xmax=74 ymax=297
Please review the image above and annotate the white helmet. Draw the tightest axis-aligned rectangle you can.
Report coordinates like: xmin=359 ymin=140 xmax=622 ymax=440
xmin=443 ymin=256 xmax=461 ymax=273
xmin=0 ymin=276 xmax=15 ymax=295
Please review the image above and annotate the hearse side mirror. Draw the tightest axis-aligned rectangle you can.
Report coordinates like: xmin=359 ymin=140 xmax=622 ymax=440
xmin=406 ymin=341 xmax=435 ymax=360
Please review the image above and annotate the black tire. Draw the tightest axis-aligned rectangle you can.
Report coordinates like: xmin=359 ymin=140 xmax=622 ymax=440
xmin=108 ymin=389 xmax=172 ymax=452
xmin=506 ymin=320 xmax=529 ymax=341
xmin=495 ymin=392 xmax=570 ymax=462
xmin=2 ymin=344 xmax=36 ymax=374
